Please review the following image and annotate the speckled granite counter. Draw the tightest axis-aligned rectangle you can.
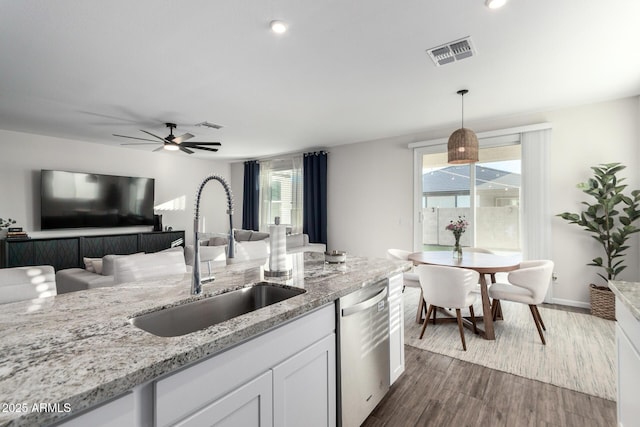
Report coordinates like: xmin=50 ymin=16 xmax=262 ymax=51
xmin=610 ymin=280 xmax=640 ymax=321
xmin=0 ymin=252 xmax=410 ymax=427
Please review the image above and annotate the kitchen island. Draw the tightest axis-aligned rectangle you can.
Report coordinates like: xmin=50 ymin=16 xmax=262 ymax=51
xmin=0 ymin=252 xmax=410 ymax=426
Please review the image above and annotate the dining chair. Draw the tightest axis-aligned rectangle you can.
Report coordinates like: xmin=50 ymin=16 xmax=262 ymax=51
xmin=387 ymin=248 xmax=425 ymax=323
xmin=416 ymin=264 xmax=479 ymax=351
xmin=488 ymin=260 xmax=554 ymax=345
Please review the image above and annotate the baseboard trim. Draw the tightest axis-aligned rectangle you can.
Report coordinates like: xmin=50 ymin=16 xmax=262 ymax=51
xmin=551 ymin=297 xmax=590 ymax=310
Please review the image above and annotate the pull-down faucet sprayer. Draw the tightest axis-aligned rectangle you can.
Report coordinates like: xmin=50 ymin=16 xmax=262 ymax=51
xmin=191 ymin=174 xmax=235 ymax=295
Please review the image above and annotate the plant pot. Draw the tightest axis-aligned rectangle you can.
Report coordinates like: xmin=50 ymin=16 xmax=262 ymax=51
xmin=590 ymin=284 xmax=616 ymax=320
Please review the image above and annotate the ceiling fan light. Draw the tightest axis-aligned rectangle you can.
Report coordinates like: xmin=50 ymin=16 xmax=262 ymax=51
xmin=164 ymin=144 xmax=179 ymax=151
xmin=270 ymin=20 xmax=288 ymax=34
xmin=485 ymin=0 xmax=507 ymax=9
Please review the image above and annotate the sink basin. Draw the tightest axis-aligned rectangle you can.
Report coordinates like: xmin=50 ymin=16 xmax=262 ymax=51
xmin=129 ymin=283 xmax=306 ymax=337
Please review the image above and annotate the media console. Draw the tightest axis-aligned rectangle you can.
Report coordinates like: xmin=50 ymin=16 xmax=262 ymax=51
xmin=0 ymin=230 xmax=185 ymax=271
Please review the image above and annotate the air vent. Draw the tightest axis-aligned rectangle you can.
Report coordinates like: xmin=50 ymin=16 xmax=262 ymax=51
xmin=426 ymin=36 xmax=476 ymax=67
xmin=196 ymin=121 xmax=223 ymax=130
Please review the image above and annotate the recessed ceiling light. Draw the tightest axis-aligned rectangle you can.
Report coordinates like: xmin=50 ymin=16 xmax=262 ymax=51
xmin=485 ymin=0 xmax=507 ymax=9
xmin=270 ymin=20 xmax=288 ymax=34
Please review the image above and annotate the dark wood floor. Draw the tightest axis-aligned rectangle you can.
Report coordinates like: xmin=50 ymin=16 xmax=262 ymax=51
xmin=363 ymin=345 xmax=616 ymax=427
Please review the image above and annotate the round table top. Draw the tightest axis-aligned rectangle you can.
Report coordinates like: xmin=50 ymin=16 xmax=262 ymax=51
xmin=408 ymin=250 xmax=521 ymax=274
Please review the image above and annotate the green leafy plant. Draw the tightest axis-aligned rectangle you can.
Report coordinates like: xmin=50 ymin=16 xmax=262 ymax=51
xmin=0 ymin=217 xmax=16 ymax=229
xmin=557 ymin=163 xmax=640 ymax=283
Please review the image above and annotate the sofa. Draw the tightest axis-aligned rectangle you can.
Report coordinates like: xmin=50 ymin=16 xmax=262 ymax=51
xmin=56 ymin=247 xmax=187 ymax=294
xmin=196 ymin=229 xmax=325 ymax=254
xmin=55 ymin=231 xmax=326 ymax=294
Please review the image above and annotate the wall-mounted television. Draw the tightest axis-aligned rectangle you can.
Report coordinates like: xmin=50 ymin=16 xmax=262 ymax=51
xmin=41 ymin=170 xmax=155 ymax=230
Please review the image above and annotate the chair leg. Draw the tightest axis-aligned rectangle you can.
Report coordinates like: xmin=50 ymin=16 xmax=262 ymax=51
xmin=491 ymin=299 xmax=501 ymax=321
xmin=432 ymin=303 xmax=438 ymax=324
xmin=533 ymin=305 xmax=546 ymax=331
xmin=420 ymin=304 xmax=435 ymax=339
xmin=469 ymin=305 xmax=478 ymax=334
xmin=456 ymin=309 xmax=467 ymax=351
xmin=416 ymin=289 xmax=426 ymax=324
xmin=529 ymin=305 xmax=546 ymax=345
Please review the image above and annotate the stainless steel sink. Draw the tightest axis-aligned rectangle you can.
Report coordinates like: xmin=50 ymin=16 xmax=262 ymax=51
xmin=129 ymin=283 xmax=306 ymax=337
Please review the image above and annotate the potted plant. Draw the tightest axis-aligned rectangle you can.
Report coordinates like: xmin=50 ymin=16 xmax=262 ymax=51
xmin=557 ymin=163 xmax=640 ymax=319
xmin=0 ymin=217 xmax=17 ymax=239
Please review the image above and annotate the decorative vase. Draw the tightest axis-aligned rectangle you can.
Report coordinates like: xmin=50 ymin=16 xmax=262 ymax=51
xmin=453 ymin=239 xmax=462 ymax=260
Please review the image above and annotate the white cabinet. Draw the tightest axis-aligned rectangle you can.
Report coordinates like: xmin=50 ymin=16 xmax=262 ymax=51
xmin=388 ymin=273 xmax=405 ymax=385
xmin=615 ymin=299 xmax=640 ymax=427
xmin=155 ymin=304 xmax=336 ymax=427
xmin=57 ymin=392 xmax=136 ymax=427
xmin=273 ymin=334 xmax=336 ymax=427
xmin=174 ymin=372 xmax=273 ymax=427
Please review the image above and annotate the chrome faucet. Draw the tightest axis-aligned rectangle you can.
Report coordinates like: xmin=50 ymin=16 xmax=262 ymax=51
xmin=191 ymin=174 xmax=235 ymax=295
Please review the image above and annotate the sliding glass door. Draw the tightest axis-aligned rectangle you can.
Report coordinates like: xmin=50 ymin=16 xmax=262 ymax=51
xmin=415 ymin=144 xmax=522 ymax=255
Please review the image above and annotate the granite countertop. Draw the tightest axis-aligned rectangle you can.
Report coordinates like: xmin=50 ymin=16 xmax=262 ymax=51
xmin=609 ymin=280 xmax=640 ymax=321
xmin=0 ymin=252 xmax=410 ymax=427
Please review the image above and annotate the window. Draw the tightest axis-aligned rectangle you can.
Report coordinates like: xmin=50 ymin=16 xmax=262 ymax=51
xmin=259 ymin=156 xmax=303 ymax=233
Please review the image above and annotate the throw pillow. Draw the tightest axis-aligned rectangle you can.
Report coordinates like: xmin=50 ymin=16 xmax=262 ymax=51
xmin=83 ymin=257 xmax=100 ymax=273
xmin=209 ymin=236 xmax=228 ymax=246
xmin=234 ymin=229 xmax=253 ymax=241
xmin=249 ymin=231 xmax=270 ymax=241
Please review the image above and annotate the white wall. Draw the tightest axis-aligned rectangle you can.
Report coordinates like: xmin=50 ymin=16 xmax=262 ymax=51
xmin=0 ymin=129 xmax=231 ymax=246
xmin=327 ymin=137 xmax=414 ymax=256
xmin=327 ymin=96 xmax=640 ymax=306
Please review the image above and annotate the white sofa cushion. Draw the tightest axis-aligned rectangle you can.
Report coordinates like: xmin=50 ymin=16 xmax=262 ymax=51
xmin=113 ymin=249 xmax=187 ymax=285
xmin=0 ymin=265 xmax=57 ymax=304
xmin=227 ymin=240 xmax=269 ymax=265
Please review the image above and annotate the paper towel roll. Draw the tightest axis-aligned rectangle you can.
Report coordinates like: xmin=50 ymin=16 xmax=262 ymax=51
xmin=269 ymin=224 xmax=287 ymax=272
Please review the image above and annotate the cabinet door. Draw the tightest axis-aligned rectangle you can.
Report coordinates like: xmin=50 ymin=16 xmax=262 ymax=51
xmin=273 ymin=334 xmax=336 ymax=427
xmin=57 ymin=392 xmax=135 ymax=427
xmin=388 ymin=273 xmax=405 ymax=385
xmin=175 ymin=371 xmax=273 ymax=427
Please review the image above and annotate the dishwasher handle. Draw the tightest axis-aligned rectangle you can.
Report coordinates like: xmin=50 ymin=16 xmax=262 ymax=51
xmin=341 ymin=287 xmax=388 ymax=317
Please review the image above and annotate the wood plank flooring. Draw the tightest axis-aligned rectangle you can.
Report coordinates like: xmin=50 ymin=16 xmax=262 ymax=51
xmin=362 ymin=345 xmax=616 ymax=427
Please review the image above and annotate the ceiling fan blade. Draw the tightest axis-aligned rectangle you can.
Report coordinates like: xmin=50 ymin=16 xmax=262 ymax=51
xmin=179 ymin=146 xmax=195 ymax=154
xmin=173 ymin=132 xmax=194 ymax=144
xmin=192 ymin=146 xmax=219 ymax=152
xmin=140 ymin=130 xmax=169 ymax=142
xmin=113 ymin=134 xmax=159 ymax=142
xmin=153 ymin=146 xmax=165 ymax=152
xmin=120 ymin=142 xmax=161 ymax=146
xmin=182 ymin=142 xmax=222 ymax=146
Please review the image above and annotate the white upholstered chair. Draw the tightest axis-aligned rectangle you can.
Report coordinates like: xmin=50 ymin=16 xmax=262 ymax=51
xmin=488 ymin=260 xmax=554 ymax=345
xmin=416 ymin=264 xmax=479 ymax=351
xmin=0 ymin=265 xmax=57 ymax=304
xmin=387 ymin=249 xmax=425 ymax=323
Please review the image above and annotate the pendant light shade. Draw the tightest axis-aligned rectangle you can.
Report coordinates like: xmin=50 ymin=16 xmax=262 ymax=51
xmin=448 ymin=89 xmax=479 ymax=164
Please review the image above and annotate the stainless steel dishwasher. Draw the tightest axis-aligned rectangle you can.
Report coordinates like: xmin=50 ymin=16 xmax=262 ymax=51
xmin=337 ymin=278 xmax=390 ymax=427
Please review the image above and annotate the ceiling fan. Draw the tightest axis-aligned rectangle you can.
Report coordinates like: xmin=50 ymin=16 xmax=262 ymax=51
xmin=113 ymin=123 xmax=222 ymax=154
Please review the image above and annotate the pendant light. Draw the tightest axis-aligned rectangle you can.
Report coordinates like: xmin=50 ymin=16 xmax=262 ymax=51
xmin=447 ymin=89 xmax=479 ymax=164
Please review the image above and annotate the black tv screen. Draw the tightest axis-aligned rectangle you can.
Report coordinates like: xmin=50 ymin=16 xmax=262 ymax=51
xmin=41 ymin=170 xmax=155 ymax=230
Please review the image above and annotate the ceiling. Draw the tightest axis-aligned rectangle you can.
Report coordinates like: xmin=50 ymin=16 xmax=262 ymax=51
xmin=1 ymin=0 xmax=639 ymax=160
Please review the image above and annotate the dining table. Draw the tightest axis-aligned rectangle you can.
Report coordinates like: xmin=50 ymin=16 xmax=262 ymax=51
xmin=408 ymin=250 xmax=521 ymax=340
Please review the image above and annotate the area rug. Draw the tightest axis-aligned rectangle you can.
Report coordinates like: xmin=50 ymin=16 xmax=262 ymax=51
xmin=402 ymin=287 xmax=616 ymax=401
